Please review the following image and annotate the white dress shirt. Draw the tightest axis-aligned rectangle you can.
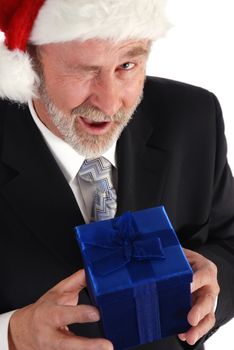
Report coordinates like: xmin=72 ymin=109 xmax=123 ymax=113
xmin=0 ymin=100 xmax=117 ymax=350
xmin=28 ymin=100 xmax=117 ymax=223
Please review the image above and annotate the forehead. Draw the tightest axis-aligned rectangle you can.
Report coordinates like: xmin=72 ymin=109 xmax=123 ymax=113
xmin=39 ymin=38 xmax=150 ymax=66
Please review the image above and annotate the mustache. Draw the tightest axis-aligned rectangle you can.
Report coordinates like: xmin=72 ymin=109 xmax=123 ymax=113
xmin=71 ymin=94 xmax=143 ymax=123
xmin=71 ymin=104 xmax=128 ymax=123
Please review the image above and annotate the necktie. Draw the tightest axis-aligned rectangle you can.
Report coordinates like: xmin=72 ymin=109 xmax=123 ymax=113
xmin=78 ymin=157 xmax=117 ymax=221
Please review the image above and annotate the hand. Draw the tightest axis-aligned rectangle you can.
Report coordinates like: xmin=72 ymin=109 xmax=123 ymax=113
xmin=8 ymin=269 xmax=113 ymax=350
xmin=178 ymin=249 xmax=220 ymax=346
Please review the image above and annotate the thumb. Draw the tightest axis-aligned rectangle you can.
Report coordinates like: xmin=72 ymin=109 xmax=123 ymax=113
xmin=53 ymin=269 xmax=87 ymax=294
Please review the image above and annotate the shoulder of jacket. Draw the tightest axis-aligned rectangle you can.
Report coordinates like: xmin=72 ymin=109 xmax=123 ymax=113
xmin=144 ymin=76 xmax=213 ymax=101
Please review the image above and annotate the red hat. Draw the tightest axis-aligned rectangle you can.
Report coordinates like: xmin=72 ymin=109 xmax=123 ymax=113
xmin=0 ymin=0 xmax=169 ymax=103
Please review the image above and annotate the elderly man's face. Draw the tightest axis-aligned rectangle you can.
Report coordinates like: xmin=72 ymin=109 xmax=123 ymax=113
xmin=33 ymin=39 xmax=149 ymax=157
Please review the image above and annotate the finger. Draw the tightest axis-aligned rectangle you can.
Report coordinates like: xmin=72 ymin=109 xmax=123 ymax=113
xmin=188 ymin=289 xmax=217 ymax=326
xmin=191 ymin=262 xmax=218 ymax=294
xmin=183 ymin=248 xmax=200 ymax=263
xmin=53 ymin=269 xmax=86 ymax=294
xmin=178 ymin=312 xmax=215 ymax=346
xmin=178 ymin=332 xmax=187 ymax=342
xmin=183 ymin=248 xmax=206 ymax=269
xmin=56 ymin=333 xmax=113 ymax=350
xmin=53 ymin=304 xmax=100 ymax=327
xmin=191 ymin=269 xmax=212 ymax=293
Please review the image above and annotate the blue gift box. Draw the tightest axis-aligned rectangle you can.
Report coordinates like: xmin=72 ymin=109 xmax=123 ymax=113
xmin=75 ymin=206 xmax=193 ymax=350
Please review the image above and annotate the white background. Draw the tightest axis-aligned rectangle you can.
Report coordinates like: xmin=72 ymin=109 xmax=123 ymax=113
xmin=146 ymin=1 xmax=234 ymax=349
xmin=1 ymin=1 xmax=234 ymax=347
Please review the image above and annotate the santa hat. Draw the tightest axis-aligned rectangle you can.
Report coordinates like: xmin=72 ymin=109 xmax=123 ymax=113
xmin=0 ymin=0 xmax=169 ymax=103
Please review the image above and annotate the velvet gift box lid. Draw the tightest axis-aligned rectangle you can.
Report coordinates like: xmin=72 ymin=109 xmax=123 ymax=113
xmin=75 ymin=206 xmax=193 ymax=350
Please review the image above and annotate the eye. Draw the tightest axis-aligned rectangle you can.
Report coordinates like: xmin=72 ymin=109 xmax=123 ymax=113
xmin=119 ymin=62 xmax=135 ymax=70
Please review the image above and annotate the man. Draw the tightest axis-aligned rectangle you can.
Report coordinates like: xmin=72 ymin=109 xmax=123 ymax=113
xmin=0 ymin=1 xmax=233 ymax=350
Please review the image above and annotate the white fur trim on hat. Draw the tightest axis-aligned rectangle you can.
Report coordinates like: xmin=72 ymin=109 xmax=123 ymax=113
xmin=30 ymin=0 xmax=170 ymax=45
xmin=0 ymin=0 xmax=170 ymax=103
xmin=0 ymin=41 xmax=39 ymax=103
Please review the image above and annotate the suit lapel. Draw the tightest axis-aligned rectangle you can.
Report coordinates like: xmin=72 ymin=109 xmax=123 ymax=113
xmin=1 ymin=88 xmax=171 ymax=265
xmin=116 ymin=102 xmax=171 ymax=215
xmin=1 ymin=104 xmax=84 ymax=270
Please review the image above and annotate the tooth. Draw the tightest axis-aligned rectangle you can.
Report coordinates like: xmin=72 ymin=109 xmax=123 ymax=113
xmin=83 ymin=118 xmax=93 ymax=124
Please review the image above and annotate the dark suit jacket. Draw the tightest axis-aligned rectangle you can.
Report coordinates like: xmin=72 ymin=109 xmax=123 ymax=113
xmin=1 ymin=77 xmax=234 ymax=350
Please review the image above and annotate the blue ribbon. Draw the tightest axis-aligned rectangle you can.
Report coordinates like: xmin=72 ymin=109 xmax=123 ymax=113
xmin=84 ymin=211 xmax=166 ymax=343
xmin=134 ymin=283 xmax=162 ymax=343
xmin=85 ymin=211 xmax=165 ymax=276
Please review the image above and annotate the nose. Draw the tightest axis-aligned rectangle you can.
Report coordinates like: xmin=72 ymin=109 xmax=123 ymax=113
xmin=89 ymin=76 xmax=122 ymax=116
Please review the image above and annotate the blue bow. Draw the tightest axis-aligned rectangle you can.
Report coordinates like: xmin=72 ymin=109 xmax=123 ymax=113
xmin=85 ymin=212 xmax=165 ymax=276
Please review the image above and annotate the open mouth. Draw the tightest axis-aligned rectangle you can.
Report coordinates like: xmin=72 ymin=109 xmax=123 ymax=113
xmin=78 ymin=116 xmax=112 ymax=135
xmin=82 ymin=117 xmax=108 ymax=127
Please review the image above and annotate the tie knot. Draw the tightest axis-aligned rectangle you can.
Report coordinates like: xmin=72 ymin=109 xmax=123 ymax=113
xmin=78 ymin=157 xmax=112 ymax=183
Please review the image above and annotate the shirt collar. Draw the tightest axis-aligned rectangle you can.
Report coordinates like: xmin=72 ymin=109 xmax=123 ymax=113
xmin=28 ymin=100 xmax=117 ymax=185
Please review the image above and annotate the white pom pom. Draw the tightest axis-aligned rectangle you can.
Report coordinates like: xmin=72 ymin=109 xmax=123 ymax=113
xmin=0 ymin=42 xmax=39 ymax=103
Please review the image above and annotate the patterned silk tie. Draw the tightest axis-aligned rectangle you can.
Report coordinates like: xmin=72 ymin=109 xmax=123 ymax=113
xmin=78 ymin=157 xmax=117 ymax=221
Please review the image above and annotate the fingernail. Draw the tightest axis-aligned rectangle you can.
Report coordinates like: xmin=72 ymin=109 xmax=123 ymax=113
xmin=195 ymin=315 xmax=200 ymax=326
xmin=96 ymin=342 xmax=113 ymax=350
xmin=89 ymin=312 xmax=100 ymax=321
xmin=178 ymin=334 xmax=186 ymax=341
xmin=190 ymin=336 xmax=198 ymax=345
xmin=192 ymin=313 xmax=200 ymax=326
